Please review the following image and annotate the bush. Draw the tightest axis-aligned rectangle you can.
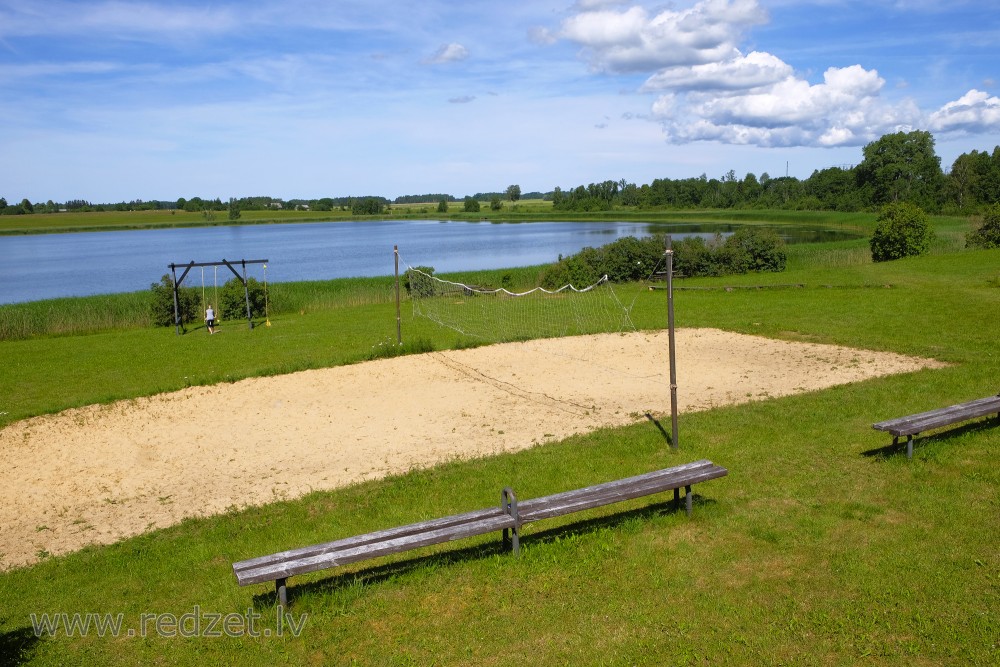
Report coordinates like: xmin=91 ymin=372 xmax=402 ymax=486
xmin=537 ymin=230 xmax=788 ymax=287
xmin=870 ymin=202 xmax=933 ymax=262
xmin=966 ymin=204 xmax=1000 ymax=249
xmin=404 ymin=266 xmax=436 ymax=297
xmin=149 ymin=274 xmax=197 ymax=327
xmin=726 ymin=227 xmax=787 ymax=273
xmin=218 ymin=277 xmax=267 ymax=320
xmin=463 ymin=197 xmax=480 ymax=213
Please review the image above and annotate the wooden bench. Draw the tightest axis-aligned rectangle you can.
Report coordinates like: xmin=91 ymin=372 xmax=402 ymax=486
xmin=233 ymin=459 xmax=727 ymax=606
xmin=872 ymin=393 xmax=1000 ymax=459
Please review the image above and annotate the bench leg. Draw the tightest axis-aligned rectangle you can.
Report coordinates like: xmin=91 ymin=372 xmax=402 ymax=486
xmin=501 ymin=487 xmax=520 ymax=556
xmin=906 ymin=435 xmax=913 ymax=460
xmin=685 ymin=485 xmax=693 ymax=517
xmin=673 ymin=487 xmax=680 ymax=512
xmin=276 ymin=578 xmax=288 ymax=608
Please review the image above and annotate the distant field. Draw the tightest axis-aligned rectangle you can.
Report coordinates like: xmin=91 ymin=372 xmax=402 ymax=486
xmin=3 ymin=202 xmax=943 ymax=236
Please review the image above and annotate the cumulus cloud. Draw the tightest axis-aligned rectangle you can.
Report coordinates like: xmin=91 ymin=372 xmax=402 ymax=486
xmin=640 ymin=51 xmax=791 ymax=92
xmin=654 ymin=64 xmax=925 ymax=147
xmin=559 ymin=0 xmax=767 ymax=73
xmin=553 ymin=0 xmax=1000 ymax=148
xmin=423 ymin=43 xmax=469 ymax=65
xmin=928 ymin=89 xmax=1000 ymax=134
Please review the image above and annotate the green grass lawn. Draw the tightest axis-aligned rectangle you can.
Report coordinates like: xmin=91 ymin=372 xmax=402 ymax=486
xmin=1 ymin=225 xmax=998 ymax=665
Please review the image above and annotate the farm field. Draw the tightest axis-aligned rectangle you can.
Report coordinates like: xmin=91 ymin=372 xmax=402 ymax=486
xmin=0 ymin=219 xmax=998 ymax=665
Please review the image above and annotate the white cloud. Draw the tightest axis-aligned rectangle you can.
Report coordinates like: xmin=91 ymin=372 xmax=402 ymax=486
xmin=928 ymin=89 xmax=1000 ymax=134
xmin=653 ymin=64 xmax=926 ymax=147
xmin=559 ymin=0 xmax=767 ymax=73
xmin=554 ymin=0 xmax=994 ymax=149
xmin=423 ymin=43 xmax=470 ymax=65
xmin=640 ymin=51 xmax=791 ymax=92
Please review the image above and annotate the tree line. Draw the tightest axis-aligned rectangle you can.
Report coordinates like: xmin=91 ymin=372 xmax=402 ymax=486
xmin=551 ymin=131 xmax=999 ymax=215
xmin=3 ymin=131 xmax=997 ymax=217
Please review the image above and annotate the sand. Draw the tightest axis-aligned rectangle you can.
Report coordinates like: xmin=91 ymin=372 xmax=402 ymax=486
xmin=0 ymin=328 xmax=945 ymax=570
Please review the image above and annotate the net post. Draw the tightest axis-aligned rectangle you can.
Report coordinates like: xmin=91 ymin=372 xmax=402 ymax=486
xmin=394 ymin=246 xmax=402 ymax=345
xmin=666 ymin=235 xmax=679 ymax=450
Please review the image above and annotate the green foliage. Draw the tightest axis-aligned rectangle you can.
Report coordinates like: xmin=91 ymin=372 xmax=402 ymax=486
xmin=403 ymin=266 xmax=436 ymax=297
xmin=965 ymin=203 xmax=1000 ymax=249
xmin=227 ymin=197 xmax=240 ymax=221
xmin=541 ymin=229 xmax=787 ymax=286
xmin=725 ymin=226 xmax=787 ymax=273
xmin=351 ymin=197 xmax=384 ymax=215
xmin=856 ymin=130 xmax=944 ymax=210
xmin=489 ymin=195 xmax=502 ymax=211
xmin=505 ymin=184 xmax=521 ymax=203
xmin=218 ymin=277 xmax=266 ymax=320
xmin=149 ymin=274 xmax=197 ymax=327
xmin=463 ymin=196 xmax=480 ymax=213
xmin=869 ymin=202 xmax=933 ymax=262
xmin=436 ymin=198 xmax=448 ymax=213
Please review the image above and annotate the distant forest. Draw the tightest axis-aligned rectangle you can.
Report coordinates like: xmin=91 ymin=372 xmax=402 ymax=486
xmin=3 ymin=130 xmax=997 ymax=216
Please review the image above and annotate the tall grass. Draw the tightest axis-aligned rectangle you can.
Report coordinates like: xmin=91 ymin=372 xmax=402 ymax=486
xmin=0 ymin=292 xmax=152 ymax=340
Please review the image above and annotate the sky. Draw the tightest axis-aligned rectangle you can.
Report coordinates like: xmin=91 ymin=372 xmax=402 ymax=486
xmin=1 ymin=0 xmax=999 ymax=203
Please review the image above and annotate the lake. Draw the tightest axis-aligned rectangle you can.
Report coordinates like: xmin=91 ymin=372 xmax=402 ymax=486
xmin=0 ymin=220 xmax=856 ymax=304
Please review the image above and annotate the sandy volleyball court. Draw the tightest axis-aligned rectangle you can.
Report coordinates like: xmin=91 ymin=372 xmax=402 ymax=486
xmin=0 ymin=329 xmax=944 ymax=570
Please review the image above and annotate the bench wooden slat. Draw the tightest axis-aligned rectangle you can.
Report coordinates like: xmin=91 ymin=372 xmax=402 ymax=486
xmin=518 ymin=461 xmax=726 ymax=523
xmin=236 ymin=513 xmax=515 ymax=586
xmin=873 ymin=395 xmax=1000 ymax=437
xmin=234 ymin=506 xmax=505 ymax=576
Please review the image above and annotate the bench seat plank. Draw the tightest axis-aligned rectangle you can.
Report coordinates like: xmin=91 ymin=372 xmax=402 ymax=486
xmin=234 ymin=506 xmax=506 ymax=578
xmin=873 ymin=395 xmax=1000 ymax=437
xmin=236 ymin=511 xmax=515 ymax=586
xmin=518 ymin=460 xmax=726 ymax=523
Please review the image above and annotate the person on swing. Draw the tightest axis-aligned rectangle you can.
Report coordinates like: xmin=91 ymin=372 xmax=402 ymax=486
xmin=205 ymin=304 xmax=216 ymax=334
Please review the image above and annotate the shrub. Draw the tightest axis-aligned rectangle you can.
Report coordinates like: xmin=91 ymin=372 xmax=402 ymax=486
xmin=463 ymin=197 xmax=480 ymax=213
xmin=219 ymin=277 xmax=266 ymax=320
xmin=870 ymin=202 xmax=933 ymax=262
xmin=966 ymin=204 xmax=1000 ymax=249
xmin=726 ymin=227 xmax=787 ymax=273
xmin=149 ymin=274 xmax=197 ymax=327
xmin=404 ymin=266 xmax=436 ymax=297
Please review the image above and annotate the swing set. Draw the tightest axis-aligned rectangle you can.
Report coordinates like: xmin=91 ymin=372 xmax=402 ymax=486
xmin=167 ymin=259 xmax=270 ymax=335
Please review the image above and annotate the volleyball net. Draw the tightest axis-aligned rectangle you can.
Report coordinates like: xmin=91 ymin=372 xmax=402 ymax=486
xmin=404 ymin=266 xmax=636 ymax=343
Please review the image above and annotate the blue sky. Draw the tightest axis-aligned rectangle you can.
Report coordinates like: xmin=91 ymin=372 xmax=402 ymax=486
xmin=1 ymin=0 xmax=998 ymax=203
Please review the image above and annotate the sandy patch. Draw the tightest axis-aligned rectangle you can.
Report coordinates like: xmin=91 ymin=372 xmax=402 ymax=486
xmin=0 ymin=329 xmax=944 ymax=569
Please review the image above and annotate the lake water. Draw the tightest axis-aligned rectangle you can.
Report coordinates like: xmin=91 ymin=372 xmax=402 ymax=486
xmin=0 ymin=220 xmax=855 ymax=304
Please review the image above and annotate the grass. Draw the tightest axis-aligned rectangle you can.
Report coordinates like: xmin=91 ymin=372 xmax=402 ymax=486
xmin=2 ymin=203 xmax=927 ymax=236
xmin=1 ymin=216 xmax=998 ymax=665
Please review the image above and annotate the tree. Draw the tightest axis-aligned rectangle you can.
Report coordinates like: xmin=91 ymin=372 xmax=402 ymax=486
xmin=20 ymin=198 xmax=33 ymax=213
xmin=149 ymin=274 xmax=197 ymax=327
xmin=489 ymin=195 xmax=503 ymax=211
xmin=437 ymin=198 xmax=448 ymax=213
xmin=966 ymin=203 xmax=1000 ymax=249
xmin=857 ymin=130 xmax=944 ymax=210
xmin=463 ymin=196 xmax=480 ymax=213
xmin=228 ymin=197 xmax=241 ymax=221
xmin=505 ymin=184 xmax=521 ymax=204
xmin=869 ymin=202 xmax=933 ymax=262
